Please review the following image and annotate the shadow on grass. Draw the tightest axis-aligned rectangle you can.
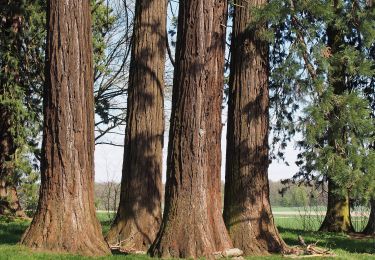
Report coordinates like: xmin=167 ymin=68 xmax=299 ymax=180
xmin=278 ymin=227 xmax=375 ymax=254
xmin=0 ymin=217 xmax=30 ymax=245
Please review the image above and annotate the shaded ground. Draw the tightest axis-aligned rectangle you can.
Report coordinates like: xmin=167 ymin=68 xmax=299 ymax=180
xmin=0 ymin=214 xmax=374 ymax=259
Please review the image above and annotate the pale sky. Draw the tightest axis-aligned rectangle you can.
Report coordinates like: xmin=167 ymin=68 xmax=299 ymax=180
xmin=94 ymin=1 xmax=300 ymax=183
xmin=94 ymin=105 xmax=300 ymax=183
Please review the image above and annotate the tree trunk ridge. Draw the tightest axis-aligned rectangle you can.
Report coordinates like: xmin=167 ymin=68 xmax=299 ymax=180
xmin=223 ymin=0 xmax=288 ymax=255
xmin=149 ymin=0 xmax=233 ymax=258
xmin=21 ymin=1 xmax=110 ymax=256
xmin=105 ymin=0 xmax=166 ymax=252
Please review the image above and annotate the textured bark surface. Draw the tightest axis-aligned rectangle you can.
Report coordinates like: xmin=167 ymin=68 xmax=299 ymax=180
xmin=21 ymin=1 xmax=110 ymax=256
xmin=319 ymin=180 xmax=354 ymax=232
xmin=149 ymin=0 xmax=232 ymax=258
xmin=105 ymin=0 xmax=166 ymax=252
xmin=223 ymin=0 xmax=287 ymax=255
xmin=363 ymin=200 xmax=375 ymax=234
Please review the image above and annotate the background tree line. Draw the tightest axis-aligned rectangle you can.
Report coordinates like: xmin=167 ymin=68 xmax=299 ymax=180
xmin=0 ymin=0 xmax=374 ymax=258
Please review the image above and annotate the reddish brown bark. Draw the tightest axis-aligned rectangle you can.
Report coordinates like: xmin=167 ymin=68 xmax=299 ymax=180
xmin=149 ymin=0 xmax=233 ymax=258
xmin=21 ymin=1 xmax=110 ymax=256
xmin=105 ymin=0 xmax=166 ymax=252
xmin=223 ymin=0 xmax=287 ymax=255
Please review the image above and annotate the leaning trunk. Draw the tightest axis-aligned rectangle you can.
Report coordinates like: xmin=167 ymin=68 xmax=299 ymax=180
xmin=21 ymin=1 xmax=110 ymax=256
xmin=223 ymin=0 xmax=287 ymax=255
xmin=105 ymin=0 xmax=166 ymax=252
xmin=149 ymin=0 xmax=233 ymax=258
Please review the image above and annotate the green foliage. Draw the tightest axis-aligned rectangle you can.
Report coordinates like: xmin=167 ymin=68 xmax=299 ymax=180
xmin=253 ymin=0 xmax=375 ymax=199
xmin=0 ymin=0 xmax=45 ymax=196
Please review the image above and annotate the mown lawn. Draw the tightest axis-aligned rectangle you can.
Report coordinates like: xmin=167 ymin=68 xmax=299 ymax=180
xmin=0 ymin=213 xmax=374 ymax=259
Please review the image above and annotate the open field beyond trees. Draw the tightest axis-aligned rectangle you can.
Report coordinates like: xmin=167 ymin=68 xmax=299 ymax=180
xmin=1 ymin=212 xmax=374 ymax=260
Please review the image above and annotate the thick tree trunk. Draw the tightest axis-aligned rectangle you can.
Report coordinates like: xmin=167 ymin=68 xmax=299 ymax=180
xmin=21 ymin=1 xmax=110 ymax=256
xmin=319 ymin=180 xmax=354 ymax=232
xmin=319 ymin=1 xmax=354 ymax=233
xmin=363 ymin=200 xmax=375 ymax=234
xmin=223 ymin=0 xmax=287 ymax=255
xmin=149 ymin=0 xmax=233 ymax=258
xmin=105 ymin=0 xmax=166 ymax=252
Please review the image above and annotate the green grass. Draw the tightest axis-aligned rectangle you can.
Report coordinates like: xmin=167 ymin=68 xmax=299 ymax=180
xmin=0 ymin=213 xmax=374 ymax=259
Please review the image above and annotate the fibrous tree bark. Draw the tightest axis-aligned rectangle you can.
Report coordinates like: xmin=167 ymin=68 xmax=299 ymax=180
xmin=223 ymin=0 xmax=287 ymax=255
xmin=105 ymin=0 xmax=166 ymax=252
xmin=21 ymin=1 xmax=110 ymax=256
xmin=149 ymin=0 xmax=233 ymax=258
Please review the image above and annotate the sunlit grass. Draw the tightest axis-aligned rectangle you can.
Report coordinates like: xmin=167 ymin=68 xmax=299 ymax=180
xmin=0 ymin=212 xmax=374 ymax=259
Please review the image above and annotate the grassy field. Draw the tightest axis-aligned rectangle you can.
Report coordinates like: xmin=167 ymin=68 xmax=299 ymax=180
xmin=0 ymin=212 xmax=374 ymax=259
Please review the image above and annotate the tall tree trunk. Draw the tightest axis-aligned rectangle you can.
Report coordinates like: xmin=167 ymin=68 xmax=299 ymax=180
xmin=319 ymin=180 xmax=354 ymax=232
xmin=319 ymin=0 xmax=354 ymax=233
xmin=223 ymin=0 xmax=287 ymax=255
xmin=105 ymin=0 xmax=166 ymax=252
xmin=363 ymin=199 xmax=375 ymax=234
xmin=149 ymin=0 xmax=233 ymax=258
xmin=21 ymin=1 xmax=110 ymax=256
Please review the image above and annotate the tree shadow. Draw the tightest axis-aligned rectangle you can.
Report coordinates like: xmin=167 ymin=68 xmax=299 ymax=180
xmin=278 ymin=227 xmax=375 ymax=254
xmin=0 ymin=218 xmax=29 ymax=245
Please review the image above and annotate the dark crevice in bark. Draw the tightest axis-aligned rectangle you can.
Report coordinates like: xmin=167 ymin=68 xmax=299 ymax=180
xmin=21 ymin=1 xmax=110 ymax=256
xmin=105 ymin=0 xmax=166 ymax=253
xmin=149 ymin=0 xmax=233 ymax=258
xmin=223 ymin=0 xmax=287 ymax=255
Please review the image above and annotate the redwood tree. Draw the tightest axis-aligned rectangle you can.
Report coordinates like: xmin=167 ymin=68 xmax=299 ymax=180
xmin=105 ymin=0 xmax=166 ymax=252
xmin=149 ymin=0 xmax=233 ymax=258
xmin=21 ymin=1 xmax=110 ymax=256
xmin=223 ymin=0 xmax=287 ymax=255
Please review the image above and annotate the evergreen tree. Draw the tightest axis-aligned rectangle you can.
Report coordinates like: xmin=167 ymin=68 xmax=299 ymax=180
xmin=254 ymin=0 xmax=375 ymax=232
xmin=0 ymin=0 xmax=44 ymax=217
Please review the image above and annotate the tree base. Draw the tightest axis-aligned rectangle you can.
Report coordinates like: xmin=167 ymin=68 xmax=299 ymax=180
xmin=106 ymin=217 xmax=158 ymax=252
xmin=21 ymin=210 xmax=110 ymax=256
xmin=149 ymin=203 xmax=232 ymax=258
